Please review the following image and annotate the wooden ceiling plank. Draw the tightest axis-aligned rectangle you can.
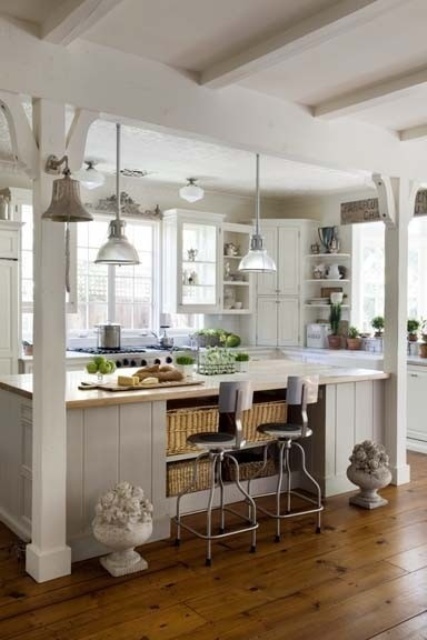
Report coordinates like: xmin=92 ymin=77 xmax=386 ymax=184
xmin=200 ymin=0 xmax=401 ymax=89
xmin=41 ymin=0 xmax=124 ymax=46
xmin=315 ymin=67 xmax=427 ymax=119
xmin=399 ymin=123 xmax=427 ymax=142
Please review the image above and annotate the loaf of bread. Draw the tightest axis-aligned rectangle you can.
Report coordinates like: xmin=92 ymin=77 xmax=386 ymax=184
xmin=135 ymin=364 xmax=184 ymax=383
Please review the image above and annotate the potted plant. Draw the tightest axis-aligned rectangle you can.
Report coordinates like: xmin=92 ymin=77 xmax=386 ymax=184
xmin=234 ymin=352 xmax=250 ymax=373
xmin=328 ymin=303 xmax=342 ymax=349
xmin=371 ymin=316 xmax=385 ymax=338
xmin=346 ymin=326 xmax=362 ymax=351
xmin=407 ymin=319 xmax=420 ymax=342
xmin=175 ymin=354 xmax=195 ymax=378
xmin=419 ymin=324 xmax=427 ymax=358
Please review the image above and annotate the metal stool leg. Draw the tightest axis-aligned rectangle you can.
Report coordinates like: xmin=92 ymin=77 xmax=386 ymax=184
xmin=175 ymin=451 xmax=209 ymax=547
xmin=218 ymin=454 xmax=226 ymax=534
xmin=205 ymin=454 xmax=220 ymax=566
xmin=293 ymin=442 xmax=323 ymax=533
xmin=225 ymin=453 xmax=258 ymax=553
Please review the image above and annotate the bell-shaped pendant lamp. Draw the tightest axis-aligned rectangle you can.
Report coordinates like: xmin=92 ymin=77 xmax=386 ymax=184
xmin=179 ymin=177 xmax=204 ymax=203
xmin=42 ymin=157 xmax=93 ymax=222
xmin=74 ymin=160 xmax=105 ymax=190
xmin=95 ymin=123 xmax=140 ymax=265
xmin=238 ymin=154 xmax=276 ymax=273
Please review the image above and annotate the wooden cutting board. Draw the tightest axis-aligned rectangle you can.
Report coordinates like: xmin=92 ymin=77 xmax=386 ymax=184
xmin=78 ymin=379 xmax=205 ymax=392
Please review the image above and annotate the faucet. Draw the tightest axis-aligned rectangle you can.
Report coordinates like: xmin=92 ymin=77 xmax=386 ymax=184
xmin=150 ymin=330 xmax=159 ymax=342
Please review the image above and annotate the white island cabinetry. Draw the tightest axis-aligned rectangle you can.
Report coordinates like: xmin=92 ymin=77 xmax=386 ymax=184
xmin=407 ymin=366 xmax=427 ymax=451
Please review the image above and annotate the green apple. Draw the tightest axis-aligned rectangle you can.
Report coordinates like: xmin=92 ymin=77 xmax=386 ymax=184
xmin=93 ymin=356 xmax=106 ymax=367
xmin=98 ymin=360 xmax=112 ymax=375
xmin=107 ymin=360 xmax=116 ymax=373
xmin=86 ymin=362 xmax=98 ymax=374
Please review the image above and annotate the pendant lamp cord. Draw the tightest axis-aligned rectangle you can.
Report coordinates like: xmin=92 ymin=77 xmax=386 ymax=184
xmin=65 ymin=222 xmax=70 ymax=293
xmin=255 ymin=153 xmax=260 ymax=236
xmin=116 ymin=123 xmax=121 ymax=222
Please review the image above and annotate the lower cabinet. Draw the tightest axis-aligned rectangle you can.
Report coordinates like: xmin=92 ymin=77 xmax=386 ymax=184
xmin=256 ymin=297 xmax=299 ymax=347
xmin=407 ymin=368 xmax=427 ymax=443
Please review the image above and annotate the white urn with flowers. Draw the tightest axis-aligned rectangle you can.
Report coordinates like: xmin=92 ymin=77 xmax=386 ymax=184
xmin=346 ymin=440 xmax=392 ymax=509
xmin=92 ymin=482 xmax=153 ymax=577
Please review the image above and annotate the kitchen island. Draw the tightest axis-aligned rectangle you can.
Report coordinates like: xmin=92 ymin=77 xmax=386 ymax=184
xmin=0 ymin=361 xmax=388 ymax=562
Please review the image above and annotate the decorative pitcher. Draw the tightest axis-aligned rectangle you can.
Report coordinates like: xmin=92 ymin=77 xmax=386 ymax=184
xmin=318 ymin=227 xmax=340 ymax=253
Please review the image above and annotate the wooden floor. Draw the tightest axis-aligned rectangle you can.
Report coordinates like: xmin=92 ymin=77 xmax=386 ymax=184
xmin=1 ymin=452 xmax=427 ymax=640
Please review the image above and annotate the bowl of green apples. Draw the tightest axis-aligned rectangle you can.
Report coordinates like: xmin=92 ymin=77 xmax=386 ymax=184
xmin=86 ymin=356 xmax=116 ymax=382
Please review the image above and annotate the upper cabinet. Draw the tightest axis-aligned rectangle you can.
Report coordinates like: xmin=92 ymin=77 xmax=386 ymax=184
xmin=221 ymin=221 xmax=253 ymax=314
xmin=257 ymin=225 xmax=301 ymax=297
xmin=0 ymin=221 xmax=22 ymax=374
xmin=162 ymin=209 xmax=224 ymax=314
xmin=162 ymin=210 xmax=254 ymax=315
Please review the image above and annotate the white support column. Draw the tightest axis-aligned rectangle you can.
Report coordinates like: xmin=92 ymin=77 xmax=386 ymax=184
xmin=383 ymin=178 xmax=416 ymax=485
xmin=26 ymin=99 xmax=72 ymax=582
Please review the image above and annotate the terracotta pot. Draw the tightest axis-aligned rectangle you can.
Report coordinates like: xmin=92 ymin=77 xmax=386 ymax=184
xmin=346 ymin=338 xmax=362 ymax=351
xmin=419 ymin=343 xmax=427 ymax=358
xmin=408 ymin=333 xmax=418 ymax=342
xmin=328 ymin=335 xmax=342 ymax=350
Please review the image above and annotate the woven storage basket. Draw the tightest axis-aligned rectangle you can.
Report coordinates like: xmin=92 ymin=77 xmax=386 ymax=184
xmin=167 ymin=459 xmax=211 ymax=497
xmin=166 ymin=401 xmax=287 ymax=456
xmin=223 ymin=457 xmax=277 ymax=482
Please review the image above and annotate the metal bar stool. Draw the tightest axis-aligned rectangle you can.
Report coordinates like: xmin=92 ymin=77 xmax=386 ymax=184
xmin=254 ymin=375 xmax=323 ymax=542
xmin=173 ymin=380 xmax=258 ymax=566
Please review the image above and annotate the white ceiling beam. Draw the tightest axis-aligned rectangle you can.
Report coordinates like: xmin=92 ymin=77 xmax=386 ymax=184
xmin=399 ymin=123 xmax=427 ymax=142
xmin=315 ymin=67 xmax=427 ymax=119
xmin=200 ymin=0 xmax=401 ymax=89
xmin=41 ymin=0 xmax=123 ymax=46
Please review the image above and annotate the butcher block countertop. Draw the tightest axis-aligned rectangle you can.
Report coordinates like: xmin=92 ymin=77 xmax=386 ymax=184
xmin=0 ymin=361 xmax=389 ymax=410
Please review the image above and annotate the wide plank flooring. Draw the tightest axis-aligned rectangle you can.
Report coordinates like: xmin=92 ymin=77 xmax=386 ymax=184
xmin=1 ymin=452 xmax=427 ymax=640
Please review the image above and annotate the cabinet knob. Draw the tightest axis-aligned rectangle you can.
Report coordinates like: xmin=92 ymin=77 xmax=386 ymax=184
xmin=410 ymin=373 xmax=418 ymax=377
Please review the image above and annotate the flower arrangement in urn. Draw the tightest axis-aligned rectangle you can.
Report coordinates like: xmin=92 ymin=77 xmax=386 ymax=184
xmin=92 ymin=482 xmax=153 ymax=576
xmin=347 ymin=440 xmax=391 ymax=509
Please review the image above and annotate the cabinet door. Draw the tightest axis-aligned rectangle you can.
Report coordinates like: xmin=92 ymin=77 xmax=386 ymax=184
xmin=0 ymin=259 xmax=18 ymax=373
xmin=178 ymin=221 xmax=220 ymax=312
xmin=277 ymin=227 xmax=300 ymax=295
xmin=256 ymin=228 xmax=278 ymax=296
xmin=407 ymin=369 xmax=427 ymax=441
xmin=277 ymin=298 xmax=299 ymax=346
xmin=256 ymin=297 xmax=278 ymax=346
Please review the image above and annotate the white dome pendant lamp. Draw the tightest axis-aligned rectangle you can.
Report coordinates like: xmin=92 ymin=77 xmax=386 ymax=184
xmin=95 ymin=123 xmax=139 ymax=265
xmin=179 ymin=178 xmax=204 ymax=203
xmin=238 ymin=154 xmax=276 ymax=273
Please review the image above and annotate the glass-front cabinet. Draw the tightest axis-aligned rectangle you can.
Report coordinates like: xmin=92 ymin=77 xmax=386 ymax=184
xmin=162 ymin=210 xmax=224 ymax=313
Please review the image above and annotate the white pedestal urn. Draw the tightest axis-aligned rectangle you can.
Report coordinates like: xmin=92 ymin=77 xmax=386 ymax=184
xmin=347 ymin=440 xmax=392 ymax=510
xmin=92 ymin=482 xmax=154 ymax=577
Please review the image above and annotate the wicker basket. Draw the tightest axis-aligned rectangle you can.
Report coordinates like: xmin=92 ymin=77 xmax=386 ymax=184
xmin=166 ymin=401 xmax=287 ymax=455
xmin=167 ymin=459 xmax=211 ymax=496
xmin=223 ymin=457 xmax=277 ymax=482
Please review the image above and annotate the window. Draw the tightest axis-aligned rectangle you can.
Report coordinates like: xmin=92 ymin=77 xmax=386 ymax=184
xmin=67 ymin=216 xmax=158 ymax=332
xmin=352 ymin=218 xmax=427 ymax=331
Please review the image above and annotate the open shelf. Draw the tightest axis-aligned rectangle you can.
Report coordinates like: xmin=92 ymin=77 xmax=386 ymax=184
xmin=306 ymin=253 xmax=351 ymax=259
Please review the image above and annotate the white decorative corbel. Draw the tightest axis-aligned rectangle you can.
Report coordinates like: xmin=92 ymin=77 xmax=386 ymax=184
xmin=372 ymin=173 xmax=397 ymax=227
xmin=66 ymin=108 xmax=100 ymax=172
xmin=0 ymin=90 xmax=39 ymax=179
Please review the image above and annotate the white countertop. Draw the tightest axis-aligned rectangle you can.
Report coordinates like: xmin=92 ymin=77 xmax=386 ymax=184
xmin=0 ymin=360 xmax=389 ymax=409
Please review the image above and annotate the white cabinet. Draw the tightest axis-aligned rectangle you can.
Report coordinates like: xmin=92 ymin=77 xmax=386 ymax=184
xmin=162 ymin=210 xmax=253 ymax=315
xmin=0 ymin=221 xmax=22 ymax=374
xmin=254 ymin=220 xmax=314 ymax=347
xmin=162 ymin=209 xmax=223 ymax=314
xmin=407 ymin=367 xmax=427 ymax=443
xmin=221 ymin=222 xmax=253 ymax=314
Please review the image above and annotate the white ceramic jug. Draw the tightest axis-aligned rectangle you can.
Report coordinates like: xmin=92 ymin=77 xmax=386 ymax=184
xmin=327 ymin=263 xmax=341 ymax=280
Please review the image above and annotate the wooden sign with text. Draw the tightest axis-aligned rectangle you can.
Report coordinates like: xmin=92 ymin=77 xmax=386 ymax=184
xmin=341 ymin=189 xmax=427 ymax=224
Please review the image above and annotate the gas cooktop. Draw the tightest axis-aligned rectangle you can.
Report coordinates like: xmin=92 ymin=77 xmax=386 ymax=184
xmin=68 ymin=347 xmax=148 ymax=355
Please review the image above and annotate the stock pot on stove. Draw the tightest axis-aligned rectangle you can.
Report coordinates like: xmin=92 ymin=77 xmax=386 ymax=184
xmin=96 ymin=323 xmax=121 ymax=350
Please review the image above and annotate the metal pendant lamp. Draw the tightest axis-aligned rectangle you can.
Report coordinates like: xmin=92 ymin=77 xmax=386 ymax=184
xmin=238 ymin=154 xmax=276 ymax=273
xmin=95 ymin=123 xmax=140 ymax=265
